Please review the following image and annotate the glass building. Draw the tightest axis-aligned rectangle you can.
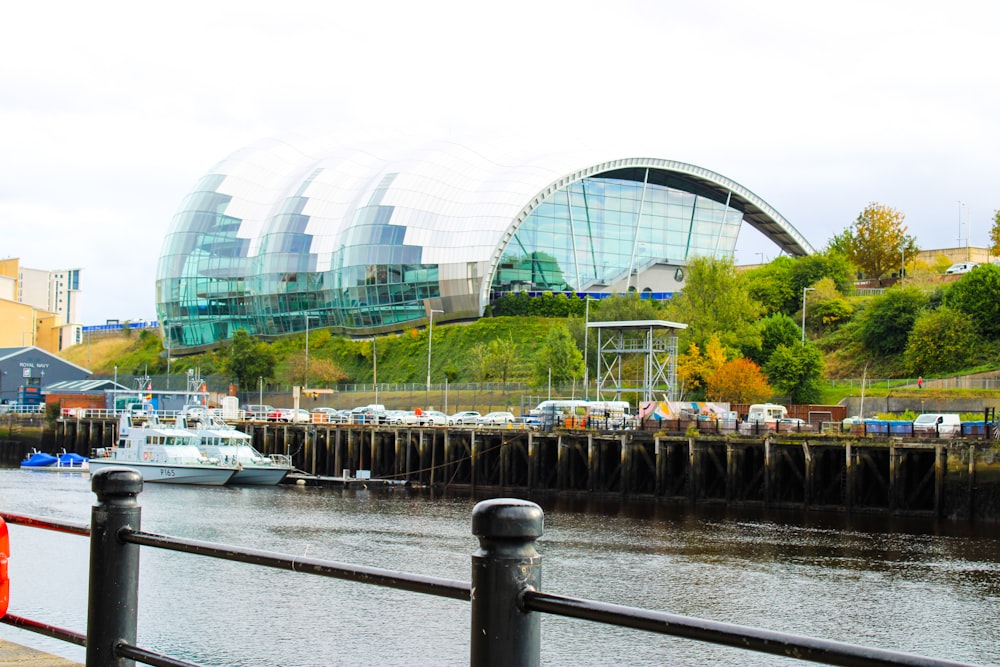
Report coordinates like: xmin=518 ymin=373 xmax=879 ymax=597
xmin=156 ymin=138 xmax=813 ymax=352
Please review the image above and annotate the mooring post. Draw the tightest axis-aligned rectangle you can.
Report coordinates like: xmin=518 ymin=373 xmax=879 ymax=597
xmin=470 ymin=498 xmax=543 ymax=667
xmin=87 ymin=467 xmax=143 ymax=667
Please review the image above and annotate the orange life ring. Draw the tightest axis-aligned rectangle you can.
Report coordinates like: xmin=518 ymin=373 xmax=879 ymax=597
xmin=143 ymin=452 xmax=150 ymax=461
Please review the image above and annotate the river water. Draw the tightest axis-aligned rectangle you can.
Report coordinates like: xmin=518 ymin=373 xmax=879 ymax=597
xmin=0 ymin=468 xmax=997 ymax=667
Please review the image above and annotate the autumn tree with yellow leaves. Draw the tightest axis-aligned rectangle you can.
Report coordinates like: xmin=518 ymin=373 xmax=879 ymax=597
xmin=830 ymin=203 xmax=919 ymax=278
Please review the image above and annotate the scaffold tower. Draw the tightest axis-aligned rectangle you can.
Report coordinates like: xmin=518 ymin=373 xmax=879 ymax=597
xmin=589 ymin=319 xmax=687 ymax=403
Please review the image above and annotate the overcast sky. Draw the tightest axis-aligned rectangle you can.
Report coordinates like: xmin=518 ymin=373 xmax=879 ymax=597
xmin=2 ymin=0 xmax=996 ymax=325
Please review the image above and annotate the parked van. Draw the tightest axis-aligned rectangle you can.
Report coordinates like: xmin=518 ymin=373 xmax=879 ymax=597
xmin=746 ymin=403 xmax=788 ymax=423
xmin=912 ymin=413 xmax=961 ymax=437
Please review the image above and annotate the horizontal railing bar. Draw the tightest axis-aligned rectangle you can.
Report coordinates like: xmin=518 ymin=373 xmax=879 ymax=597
xmin=122 ymin=529 xmax=471 ymax=601
xmin=522 ymin=591 xmax=977 ymax=667
xmin=1 ymin=613 xmax=86 ymax=647
xmin=116 ymin=641 xmax=204 ymax=667
xmin=0 ymin=512 xmax=90 ymax=537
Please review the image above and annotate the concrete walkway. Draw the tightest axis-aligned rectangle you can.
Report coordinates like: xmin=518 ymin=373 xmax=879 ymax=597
xmin=0 ymin=640 xmax=81 ymax=666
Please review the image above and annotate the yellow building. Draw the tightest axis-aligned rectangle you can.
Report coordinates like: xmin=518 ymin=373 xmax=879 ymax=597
xmin=0 ymin=259 xmax=74 ymax=354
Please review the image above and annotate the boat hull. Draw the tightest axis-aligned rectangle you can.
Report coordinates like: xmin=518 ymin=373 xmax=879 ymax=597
xmin=88 ymin=460 xmax=237 ymax=485
xmin=229 ymin=466 xmax=292 ymax=486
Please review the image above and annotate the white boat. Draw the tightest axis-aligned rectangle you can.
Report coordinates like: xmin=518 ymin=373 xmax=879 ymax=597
xmin=177 ymin=406 xmax=293 ymax=486
xmin=88 ymin=410 xmax=239 ymax=485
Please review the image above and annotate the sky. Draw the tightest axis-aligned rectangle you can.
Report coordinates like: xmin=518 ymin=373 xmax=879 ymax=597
xmin=2 ymin=0 xmax=997 ymax=325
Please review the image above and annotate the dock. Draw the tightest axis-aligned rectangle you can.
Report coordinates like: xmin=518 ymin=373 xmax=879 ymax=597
xmin=284 ymin=473 xmax=412 ymax=488
xmin=0 ymin=640 xmax=80 ymax=666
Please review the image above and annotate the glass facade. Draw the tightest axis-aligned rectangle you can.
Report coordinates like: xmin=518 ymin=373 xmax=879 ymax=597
xmin=494 ymin=172 xmax=741 ymax=295
xmin=156 ymin=139 xmax=799 ymax=352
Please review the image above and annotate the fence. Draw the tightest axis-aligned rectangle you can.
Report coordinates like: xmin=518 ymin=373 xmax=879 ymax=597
xmin=0 ymin=468 xmax=976 ymax=667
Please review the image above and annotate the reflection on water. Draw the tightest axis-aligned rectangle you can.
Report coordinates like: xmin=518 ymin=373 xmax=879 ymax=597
xmin=0 ymin=470 xmax=997 ymax=666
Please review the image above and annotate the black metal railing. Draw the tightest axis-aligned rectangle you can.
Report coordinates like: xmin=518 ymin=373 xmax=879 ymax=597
xmin=0 ymin=468 xmax=981 ymax=667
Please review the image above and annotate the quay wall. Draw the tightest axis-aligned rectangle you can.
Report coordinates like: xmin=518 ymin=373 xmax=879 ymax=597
xmin=46 ymin=417 xmax=1000 ymax=522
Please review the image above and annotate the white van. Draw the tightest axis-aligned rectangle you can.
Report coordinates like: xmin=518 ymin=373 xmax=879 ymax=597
xmin=912 ymin=413 xmax=961 ymax=437
xmin=746 ymin=403 xmax=787 ymax=423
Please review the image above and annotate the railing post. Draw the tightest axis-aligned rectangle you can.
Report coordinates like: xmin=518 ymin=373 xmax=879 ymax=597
xmin=470 ymin=498 xmax=543 ymax=667
xmin=87 ymin=467 xmax=143 ymax=667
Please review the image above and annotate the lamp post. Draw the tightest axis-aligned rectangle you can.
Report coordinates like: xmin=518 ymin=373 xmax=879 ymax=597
xmin=304 ymin=313 xmax=319 ymax=388
xmin=426 ymin=308 xmax=443 ymax=407
xmin=372 ymin=337 xmax=378 ymax=405
xmin=801 ymin=287 xmax=815 ymax=345
xmin=258 ymin=376 xmax=263 ymax=408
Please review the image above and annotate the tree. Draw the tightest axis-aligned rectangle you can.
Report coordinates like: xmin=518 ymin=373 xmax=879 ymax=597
xmin=486 ymin=336 xmax=519 ymax=389
xmin=990 ymin=209 xmax=1000 ymax=256
xmin=838 ymin=203 xmax=919 ymax=278
xmin=790 ymin=249 xmax=856 ymax=297
xmin=532 ymin=324 xmax=584 ymax=387
xmin=467 ymin=342 xmax=491 ymax=381
xmin=677 ymin=335 xmax=728 ymax=398
xmin=742 ymin=256 xmax=796 ymax=315
xmin=747 ymin=313 xmax=801 ymax=367
xmin=704 ymin=357 xmax=772 ymax=404
xmin=592 ymin=292 xmax=663 ymax=322
xmin=222 ymin=329 xmax=277 ymax=390
xmin=764 ymin=343 xmax=824 ymax=404
xmin=806 ymin=277 xmax=854 ymax=334
xmin=945 ymin=263 xmax=1000 ymax=338
xmin=858 ymin=287 xmax=928 ymax=356
xmin=903 ymin=307 xmax=978 ymax=375
xmin=663 ymin=256 xmax=764 ymax=354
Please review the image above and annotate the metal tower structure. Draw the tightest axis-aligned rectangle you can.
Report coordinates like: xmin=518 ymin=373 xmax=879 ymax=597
xmin=589 ymin=319 xmax=687 ymax=403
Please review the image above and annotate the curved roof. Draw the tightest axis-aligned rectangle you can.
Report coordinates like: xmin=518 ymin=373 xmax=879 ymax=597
xmin=157 ymin=136 xmax=814 ymax=348
xmin=173 ymin=138 xmax=811 ymax=272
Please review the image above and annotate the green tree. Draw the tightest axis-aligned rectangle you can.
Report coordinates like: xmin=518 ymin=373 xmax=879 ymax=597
xmin=806 ymin=277 xmax=854 ymax=334
xmin=903 ymin=307 xmax=978 ymax=375
xmin=764 ymin=343 xmax=824 ymax=404
xmin=467 ymin=342 xmax=490 ymax=381
xmin=790 ymin=249 xmax=856 ymax=298
xmin=747 ymin=313 xmax=801 ymax=367
xmin=222 ymin=329 xmax=277 ymax=390
xmin=592 ymin=292 xmax=663 ymax=322
xmin=486 ymin=336 xmax=519 ymax=389
xmin=742 ymin=256 xmax=796 ymax=315
xmin=532 ymin=323 xmax=584 ymax=387
xmin=838 ymin=203 xmax=919 ymax=278
xmin=945 ymin=263 xmax=1000 ymax=338
xmin=858 ymin=287 xmax=928 ymax=356
xmin=664 ymin=256 xmax=764 ymax=354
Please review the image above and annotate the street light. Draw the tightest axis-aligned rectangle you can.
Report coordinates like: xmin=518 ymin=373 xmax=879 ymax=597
xmin=426 ymin=308 xmax=444 ymax=407
xmin=801 ymin=287 xmax=815 ymax=345
xmin=304 ymin=313 xmax=319 ymax=388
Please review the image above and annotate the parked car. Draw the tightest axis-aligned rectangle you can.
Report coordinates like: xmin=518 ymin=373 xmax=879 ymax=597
xmin=448 ymin=410 xmax=481 ymax=426
xmin=476 ymin=411 xmax=516 ymax=426
xmin=777 ymin=417 xmax=808 ymax=431
xmin=246 ymin=404 xmax=275 ymax=420
xmin=417 ymin=410 xmax=449 ymax=426
xmin=385 ymin=409 xmax=414 ymax=425
xmin=945 ymin=262 xmax=978 ymax=274
xmin=348 ymin=404 xmax=388 ymax=424
xmin=270 ymin=408 xmax=311 ymax=422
